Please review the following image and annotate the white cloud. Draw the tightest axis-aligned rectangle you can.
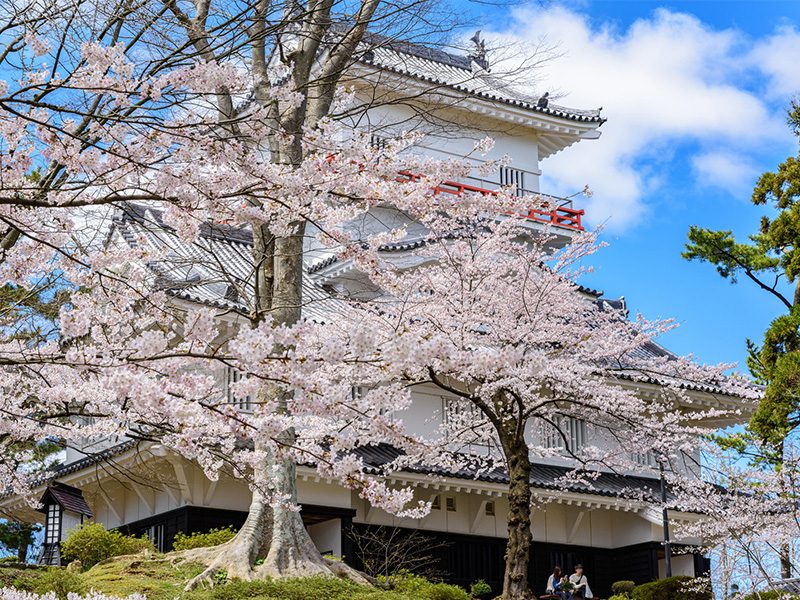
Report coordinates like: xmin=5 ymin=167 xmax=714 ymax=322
xmin=483 ymin=6 xmax=795 ymax=230
xmin=749 ymin=25 xmax=800 ymax=99
xmin=692 ymin=151 xmax=760 ymax=197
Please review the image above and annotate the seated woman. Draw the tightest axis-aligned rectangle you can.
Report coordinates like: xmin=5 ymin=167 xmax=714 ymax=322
xmin=545 ymin=566 xmax=564 ymax=598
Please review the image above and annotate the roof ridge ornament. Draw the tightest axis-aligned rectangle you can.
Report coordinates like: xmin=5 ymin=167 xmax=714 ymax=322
xmin=537 ymin=92 xmax=549 ymax=108
xmin=469 ymin=30 xmax=489 ymax=71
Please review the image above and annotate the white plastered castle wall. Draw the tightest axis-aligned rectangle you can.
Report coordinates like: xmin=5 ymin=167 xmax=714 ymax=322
xmin=352 ymin=100 xmax=542 ymax=192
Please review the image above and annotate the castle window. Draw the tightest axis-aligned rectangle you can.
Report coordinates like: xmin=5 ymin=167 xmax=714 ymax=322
xmin=631 ymin=450 xmax=658 ymax=468
xmin=370 ymin=134 xmax=390 ymax=151
xmin=226 ymin=368 xmax=253 ymax=412
xmin=443 ymin=398 xmax=497 ymax=454
xmin=445 ymin=496 xmax=456 ymax=512
xmin=542 ymin=417 xmax=586 ymax=454
xmin=500 ymin=166 xmax=526 ymax=196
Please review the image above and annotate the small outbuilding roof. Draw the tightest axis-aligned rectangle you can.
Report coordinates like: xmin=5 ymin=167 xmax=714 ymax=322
xmin=38 ymin=482 xmax=93 ymax=517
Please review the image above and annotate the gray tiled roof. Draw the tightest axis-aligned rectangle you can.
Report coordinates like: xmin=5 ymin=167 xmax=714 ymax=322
xmin=356 ymin=34 xmax=604 ymax=124
xmin=306 ymin=239 xmax=604 ymax=299
xmin=113 ymin=204 xmax=344 ymax=324
xmin=18 ymin=440 xmax=671 ymax=505
xmin=355 ymin=444 xmax=672 ymax=502
xmin=306 ymin=238 xmax=429 ymax=274
xmin=0 ymin=440 xmax=139 ymax=501
xmin=112 ymin=204 xmax=752 ymax=400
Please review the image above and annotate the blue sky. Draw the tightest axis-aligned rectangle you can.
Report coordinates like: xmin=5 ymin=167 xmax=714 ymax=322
xmin=468 ymin=0 xmax=800 ymax=370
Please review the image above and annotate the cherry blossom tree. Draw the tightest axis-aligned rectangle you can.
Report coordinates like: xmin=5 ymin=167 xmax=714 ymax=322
xmin=0 ymin=0 xmax=526 ymax=587
xmin=675 ymin=438 xmax=800 ymax=597
xmin=0 ymin=165 xmax=755 ymax=598
xmin=0 ymin=20 xmax=517 ymax=582
xmin=316 ymin=216 xmax=758 ymax=599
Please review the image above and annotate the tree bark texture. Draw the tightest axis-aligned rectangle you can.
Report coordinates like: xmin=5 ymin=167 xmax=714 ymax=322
xmin=500 ymin=426 xmax=534 ymax=600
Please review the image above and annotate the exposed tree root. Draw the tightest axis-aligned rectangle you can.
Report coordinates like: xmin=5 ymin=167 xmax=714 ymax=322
xmin=323 ymin=557 xmax=375 ymax=585
xmin=182 ymin=527 xmax=372 ymax=591
xmin=183 ymin=445 xmax=372 ymax=591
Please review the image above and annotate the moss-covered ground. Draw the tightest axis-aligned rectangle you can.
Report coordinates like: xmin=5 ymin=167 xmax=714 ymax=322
xmin=0 ymin=554 xmax=471 ymax=600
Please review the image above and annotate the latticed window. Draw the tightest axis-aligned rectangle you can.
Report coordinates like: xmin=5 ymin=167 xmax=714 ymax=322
xmin=370 ymin=134 xmax=389 ymax=150
xmin=45 ymin=504 xmax=61 ymax=544
xmin=542 ymin=417 xmax=586 ymax=454
xmin=444 ymin=397 xmax=482 ymax=425
xmin=500 ymin=166 xmax=526 ymax=196
xmin=443 ymin=398 xmax=496 ymax=453
xmin=226 ymin=367 xmax=253 ymax=412
xmin=631 ymin=450 xmax=658 ymax=468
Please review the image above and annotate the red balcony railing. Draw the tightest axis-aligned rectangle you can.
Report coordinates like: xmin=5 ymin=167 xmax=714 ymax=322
xmin=395 ymin=171 xmax=584 ymax=232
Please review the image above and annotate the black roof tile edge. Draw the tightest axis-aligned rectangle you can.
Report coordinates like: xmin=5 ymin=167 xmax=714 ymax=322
xmin=0 ymin=440 xmax=138 ymax=500
xmin=10 ymin=439 xmax=672 ymax=505
xmin=358 ymin=55 xmax=605 ymax=124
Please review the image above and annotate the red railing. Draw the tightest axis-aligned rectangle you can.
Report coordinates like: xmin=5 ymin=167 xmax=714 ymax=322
xmin=395 ymin=171 xmax=584 ymax=232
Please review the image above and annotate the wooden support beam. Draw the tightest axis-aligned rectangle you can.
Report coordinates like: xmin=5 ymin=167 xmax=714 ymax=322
xmin=421 ymin=493 xmax=441 ymax=524
xmin=203 ymin=479 xmax=218 ymax=506
xmin=365 ymin=502 xmax=380 ymax=522
xmin=567 ymin=510 xmax=586 ymax=544
xmin=131 ymin=484 xmax=155 ymax=514
xmin=162 ymin=484 xmax=180 ymax=506
xmin=470 ymin=499 xmax=488 ymax=534
xmin=166 ymin=457 xmax=192 ymax=505
xmin=99 ymin=487 xmax=123 ymax=523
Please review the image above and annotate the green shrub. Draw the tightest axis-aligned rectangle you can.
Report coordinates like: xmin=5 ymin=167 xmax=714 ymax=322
xmin=632 ymin=576 xmax=712 ymax=600
xmin=470 ymin=579 xmax=492 ymax=598
xmin=610 ymin=596 xmax=632 ymax=600
xmin=173 ymin=526 xmax=237 ymax=551
xmin=389 ymin=572 xmax=469 ymax=600
xmin=32 ymin=567 xmax=86 ymax=600
xmin=184 ymin=575 xmax=372 ymax=600
xmin=741 ymin=592 xmax=800 ymax=600
xmin=612 ymin=580 xmax=636 ymax=596
xmin=60 ymin=522 xmax=155 ymax=568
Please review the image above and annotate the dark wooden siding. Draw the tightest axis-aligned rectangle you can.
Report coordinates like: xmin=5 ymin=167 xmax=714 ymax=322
xmin=119 ymin=507 xmax=700 ymax=598
xmin=347 ymin=524 xmax=507 ymax=592
xmin=120 ymin=505 xmax=353 ymax=552
xmin=349 ymin=524 xmax=668 ymax=598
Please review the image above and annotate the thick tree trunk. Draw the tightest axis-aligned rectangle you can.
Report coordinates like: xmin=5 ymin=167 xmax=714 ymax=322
xmin=501 ymin=434 xmax=533 ymax=600
xmin=781 ymin=544 xmax=792 ymax=579
xmin=256 ymin=433 xmax=330 ymax=578
xmin=183 ymin=439 xmax=368 ymax=589
xmin=183 ymin=443 xmax=273 ymax=586
xmin=183 ymin=219 xmax=375 ymax=588
xmin=17 ymin=542 xmax=27 ymax=563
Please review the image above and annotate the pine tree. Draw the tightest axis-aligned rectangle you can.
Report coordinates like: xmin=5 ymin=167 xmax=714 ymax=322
xmin=683 ymin=101 xmax=800 ymax=578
